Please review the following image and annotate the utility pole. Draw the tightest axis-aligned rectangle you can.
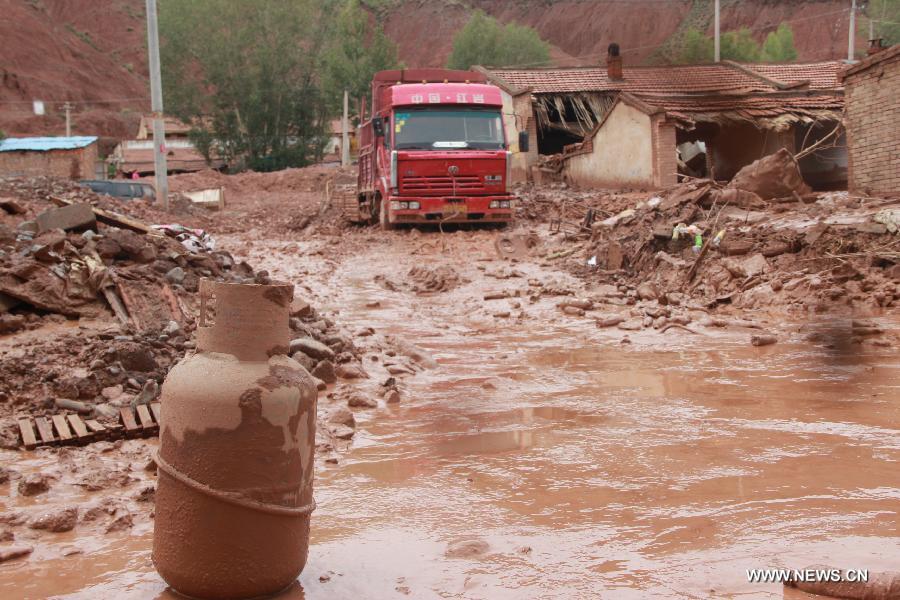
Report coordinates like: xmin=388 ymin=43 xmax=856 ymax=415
xmin=145 ymin=0 xmax=169 ymax=210
xmin=848 ymin=0 xmax=857 ymax=62
xmin=714 ymin=0 xmax=721 ymax=62
xmin=62 ymin=102 xmax=74 ymax=137
xmin=341 ymin=90 xmax=350 ymax=168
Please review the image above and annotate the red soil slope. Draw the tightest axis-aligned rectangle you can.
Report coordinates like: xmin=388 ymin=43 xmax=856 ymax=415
xmin=0 ymin=0 xmax=148 ymax=141
xmin=389 ymin=0 xmax=855 ymax=67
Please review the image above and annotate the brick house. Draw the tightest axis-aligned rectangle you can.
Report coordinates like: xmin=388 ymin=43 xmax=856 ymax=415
xmin=478 ymin=52 xmax=845 ymax=190
xmin=839 ymin=44 xmax=900 ymax=196
xmin=0 ymin=136 xmax=98 ymax=180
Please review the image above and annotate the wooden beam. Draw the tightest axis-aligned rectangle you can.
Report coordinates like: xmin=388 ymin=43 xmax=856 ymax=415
xmin=34 ymin=417 xmax=55 ymax=445
xmin=66 ymin=414 xmax=91 ymax=441
xmin=136 ymin=404 xmax=155 ymax=431
xmin=150 ymin=402 xmax=162 ymax=426
xmin=119 ymin=408 xmax=140 ymax=436
xmin=52 ymin=415 xmax=73 ymax=443
xmin=18 ymin=419 xmax=37 ymax=450
xmin=84 ymin=419 xmax=106 ymax=435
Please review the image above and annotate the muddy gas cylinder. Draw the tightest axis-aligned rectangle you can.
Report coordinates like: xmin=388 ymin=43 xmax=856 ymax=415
xmin=153 ymin=279 xmax=317 ymax=599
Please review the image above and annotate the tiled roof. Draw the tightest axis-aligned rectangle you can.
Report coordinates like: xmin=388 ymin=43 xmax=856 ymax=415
xmin=641 ymin=92 xmax=844 ymax=120
xmin=490 ymin=65 xmax=768 ymax=95
xmin=739 ymin=61 xmax=844 ymax=89
xmin=484 ymin=61 xmax=844 ymax=120
xmin=487 ymin=61 xmax=843 ymax=96
xmin=0 ymin=136 xmax=98 ymax=152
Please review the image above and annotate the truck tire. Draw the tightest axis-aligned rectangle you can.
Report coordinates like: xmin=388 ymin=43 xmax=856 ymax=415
xmin=379 ymin=198 xmax=394 ymax=230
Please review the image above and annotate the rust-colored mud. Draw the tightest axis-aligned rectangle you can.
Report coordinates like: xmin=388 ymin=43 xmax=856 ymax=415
xmin=2 ymin=230 xmax=898 ymax=599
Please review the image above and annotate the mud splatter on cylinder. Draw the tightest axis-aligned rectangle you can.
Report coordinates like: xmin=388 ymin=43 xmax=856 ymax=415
xmin=153 ymin=279 xmax=316 ymax=599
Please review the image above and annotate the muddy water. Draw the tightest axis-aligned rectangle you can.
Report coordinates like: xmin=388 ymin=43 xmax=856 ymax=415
xmin=3 ymin=231 xmax=899 ymax=599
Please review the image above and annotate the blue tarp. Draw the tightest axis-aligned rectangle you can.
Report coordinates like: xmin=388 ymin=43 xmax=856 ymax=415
xmin=0 ymin=136 xmax=98 ymax=152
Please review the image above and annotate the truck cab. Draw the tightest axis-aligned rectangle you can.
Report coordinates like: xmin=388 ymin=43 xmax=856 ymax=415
xmin=355 ymin=69 xmax=526 ymax=229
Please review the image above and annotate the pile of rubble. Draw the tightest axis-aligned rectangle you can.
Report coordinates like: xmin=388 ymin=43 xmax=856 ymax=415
xmin=0 ymin=175 xmax=365 ymax=448
xmin=518 ymin=150 xmax=899 ymax=318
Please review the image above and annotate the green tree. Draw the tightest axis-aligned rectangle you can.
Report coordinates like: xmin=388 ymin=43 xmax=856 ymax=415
xmin=447 ymin=10 xmax=550 ymax=69
xmin=159 ymin=0 xmax=331 ymax=171
xmin=678 ymin=27 xmax=714 ymax=63
xmin=863 ymin=0 xmax=900 ymax=46
xmin=720 ymin=28 xmax=761 ymax=62
xmin=761 ymin=23 xmax=798 ymax=62
xmin=321 ymin=0 xmax=401 ymax=116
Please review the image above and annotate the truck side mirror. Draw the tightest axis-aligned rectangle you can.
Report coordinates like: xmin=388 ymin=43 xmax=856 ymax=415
xmin=373 ymin=116 xmax=384 ymax=138
xmin=518 ymin=131 xmax=529 ymax=153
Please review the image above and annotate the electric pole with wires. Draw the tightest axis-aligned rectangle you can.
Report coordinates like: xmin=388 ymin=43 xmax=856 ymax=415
xmin=145 ymin=0 xmax=169 ymax=210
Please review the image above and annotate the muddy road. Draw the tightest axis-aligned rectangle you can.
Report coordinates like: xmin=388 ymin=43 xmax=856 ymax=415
xmin=2 ymin=225 xmax=899 ymax=599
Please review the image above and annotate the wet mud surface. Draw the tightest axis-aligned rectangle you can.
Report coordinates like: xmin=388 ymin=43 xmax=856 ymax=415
xmin=2 ymin=227 xmax=899 ymax=599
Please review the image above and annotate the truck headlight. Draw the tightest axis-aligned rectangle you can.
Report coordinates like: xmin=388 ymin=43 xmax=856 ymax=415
xmin=399 ymin=202 xmax=409 ymax=209
xmin=408 ymin=201 xmax=420 ymax=209
xmin=500 ymin=200 xmax=511 ymax=208
xmin=490 ymin=201 xmax=499 ymax=208
xmin=390 ymin=201 xmax=400 ymax=210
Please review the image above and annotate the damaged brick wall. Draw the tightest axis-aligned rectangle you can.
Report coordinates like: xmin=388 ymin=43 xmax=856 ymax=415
xmin=652 ymin=117 xmax=677 ymax=188
xmin=843 ymin=48 xmax=900 ymax=196
xmin=0 ymin=144 xmax=98 ymax=180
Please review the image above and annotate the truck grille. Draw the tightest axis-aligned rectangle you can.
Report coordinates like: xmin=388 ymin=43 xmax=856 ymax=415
xmin=401 ymin=175 xmax=484 ymax=194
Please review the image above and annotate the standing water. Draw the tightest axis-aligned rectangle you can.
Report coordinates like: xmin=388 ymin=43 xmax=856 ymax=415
xmin=2 ymin=234 xmax=898 ymax=599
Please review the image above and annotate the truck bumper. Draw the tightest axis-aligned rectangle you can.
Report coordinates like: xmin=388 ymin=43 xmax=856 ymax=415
xmin=387 ymin=196 xmax=514 ymax=224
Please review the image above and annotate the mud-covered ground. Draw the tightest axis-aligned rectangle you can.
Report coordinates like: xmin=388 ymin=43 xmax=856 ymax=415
xmin=1 ymin=167 xmax=898 ymax=599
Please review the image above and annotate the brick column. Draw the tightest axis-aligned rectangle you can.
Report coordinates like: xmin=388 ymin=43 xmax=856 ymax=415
xmin=653 ymin=117 xmax=678 ymax=188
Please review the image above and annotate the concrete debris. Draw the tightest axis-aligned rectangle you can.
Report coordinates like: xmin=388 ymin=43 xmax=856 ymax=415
xmin=335 ymin=363 xmax=368 ymax=379
xmin=874 ymin=209 xmax=900 ymax=234
xmin=750 ymin=333 xmax=777 ymax=346
xmin=495 ymin=232 xmax=540 ymax=260
xmin=445 ymin=538 xmax=490 ymax=559
xmin=726 ymin=149 xmax=811 ymax=200
xmin=18 ymin=473 xmax=52 ymax=496
xmin=311 ymin=360 xmax=337 ymax=384
xmin=28 ymin=507 xmax=78 ymax=533
xmin=35 ymin=203 xmax=96 ymax=233
xmin=289 ymin=337 xmax=335 ymax=361
xmin=347 ymin=392 xmax=377 ymax=409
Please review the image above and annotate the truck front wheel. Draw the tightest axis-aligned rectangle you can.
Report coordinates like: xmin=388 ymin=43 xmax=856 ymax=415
xmin=378 ymin=197 xmax=394 ymax=230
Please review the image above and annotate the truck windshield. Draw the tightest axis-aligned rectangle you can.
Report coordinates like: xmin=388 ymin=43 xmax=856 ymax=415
xmin=393 ymin=109 xmax=504 ymax=150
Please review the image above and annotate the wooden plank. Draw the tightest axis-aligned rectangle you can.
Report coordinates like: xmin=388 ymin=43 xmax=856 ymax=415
xmin=101 ymin=287 xmax=131 ymax=327
xmin=150 ymin=402 xmax=162 ymax=425
xmin=136 ymin=404 xmax=155 ymax=430
xmin=18 ymin=419 xmax=38 ymax=450
xmin=66 ymin=414 xmax=90 ymax=440
xmin=34 ymin=417 xmax=55 ymax=444
xmin=52 ymin=415 xmax=73 ymax=442
xmin=84 ymin=419 xmax=106 ymax=434
xmin=119 ymin=408 xmax=140 ymax=435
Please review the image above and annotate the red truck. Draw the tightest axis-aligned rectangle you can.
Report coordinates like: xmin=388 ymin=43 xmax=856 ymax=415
xmin=349 ymin=69 xmax=527 ymax=229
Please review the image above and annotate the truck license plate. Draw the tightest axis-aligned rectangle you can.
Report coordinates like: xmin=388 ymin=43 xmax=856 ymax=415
xmin=443 ymin=204 xmax=467 ymax=216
